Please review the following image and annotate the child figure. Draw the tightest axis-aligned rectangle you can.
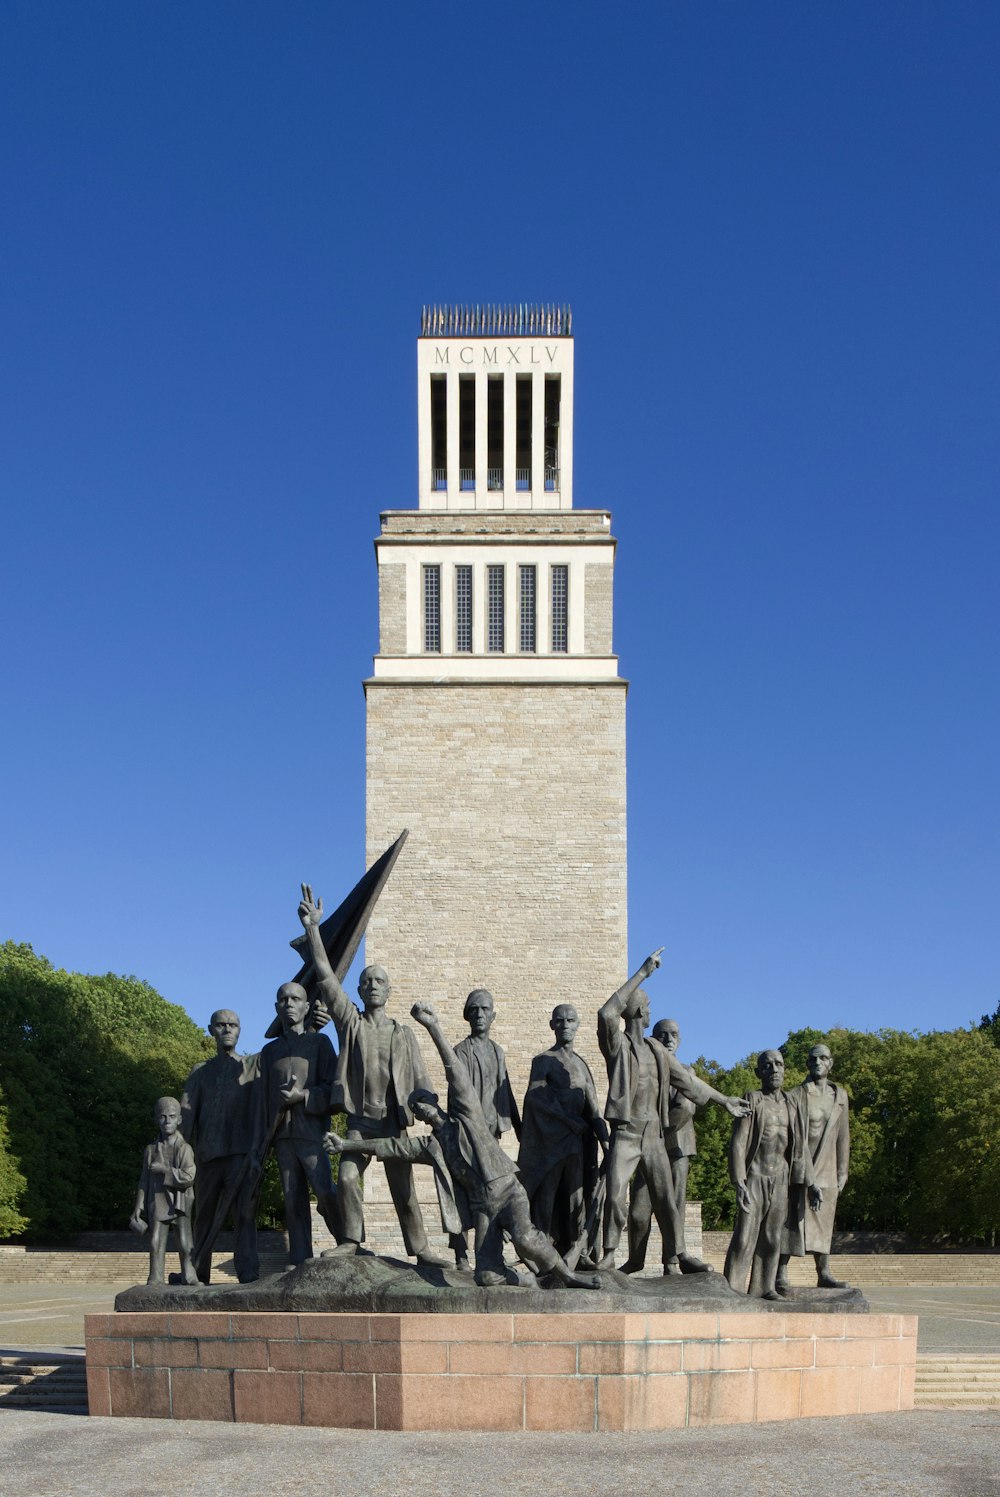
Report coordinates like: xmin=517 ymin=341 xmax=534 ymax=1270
xmin=130 ymin=1096 xmax=200 ymax=1286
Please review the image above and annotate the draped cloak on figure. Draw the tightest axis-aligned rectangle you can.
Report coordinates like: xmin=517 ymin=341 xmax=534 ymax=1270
xmin=781 ymin=1081 xmax=850 ymax=1256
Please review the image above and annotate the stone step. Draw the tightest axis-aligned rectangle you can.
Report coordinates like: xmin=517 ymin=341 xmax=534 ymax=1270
xmin=913 ymin=1393 xmax=1000 ymax=1407
xmin=914 ymin=1357 xmax=1000 ymax=1406
xmin=917 ymin=1372 xmax=1000 ymax=1382
xmin=0 ymin=1355 xmax=87 ymax=1413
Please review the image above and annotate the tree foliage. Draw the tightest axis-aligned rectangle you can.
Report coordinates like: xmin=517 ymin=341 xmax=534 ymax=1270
xmin=980 ymin=1002 xmax=1000 ymax=1049
xmin=0 ymin=1104 xmax=28 ymax=1238
xmin=687 ymin=1023 xmax=1000 ymax=1242
xmin=0 ymin=941 xmax=212 ymax=1240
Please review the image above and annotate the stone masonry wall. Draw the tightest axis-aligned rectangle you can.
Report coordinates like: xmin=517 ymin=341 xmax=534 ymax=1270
xmin=377 ymin=563 xmax=406 ymax=655
xmin=584 ymin=562 xmax=614 ymax=656
xmin=365 ymin=680 xmax=627 ymax=1089
xmin=380 ymin=510 xmax=612 ymax=538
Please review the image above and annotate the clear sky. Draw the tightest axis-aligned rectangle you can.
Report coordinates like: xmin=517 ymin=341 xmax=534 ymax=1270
xmin=1 ymin=2 xmax=997 ymax=1067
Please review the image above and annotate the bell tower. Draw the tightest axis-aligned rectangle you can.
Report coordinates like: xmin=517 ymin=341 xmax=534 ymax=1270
xmin=364 ymin=305 xmax=627 ymax=1083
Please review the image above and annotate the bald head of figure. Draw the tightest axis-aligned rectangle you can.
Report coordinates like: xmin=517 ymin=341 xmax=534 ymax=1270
xmin=806 ymin=1043 xmax=833 ymax=1082
xmin=358 ymin=965 xmax=390 ymax=1013
xmin=755 ymin=1049 xmax=785 ymax=1093
xmin=208 ymin=1009 xmax=241 ymax=1054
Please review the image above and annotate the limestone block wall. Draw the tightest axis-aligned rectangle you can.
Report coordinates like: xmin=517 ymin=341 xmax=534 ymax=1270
xmin=377 ymin=564 xmax=406 ymax=654
xmin=379 ymin=510 xmax=611 ymax=538
xmin=584 ymin=562 xmax=614 ymax=655
xmin=365 ymin=679 xmax=627 ymax=1087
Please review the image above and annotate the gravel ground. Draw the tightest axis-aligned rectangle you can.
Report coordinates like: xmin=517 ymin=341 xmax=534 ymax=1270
xmin=1 ymin=1408 xmax=998 ymax=1497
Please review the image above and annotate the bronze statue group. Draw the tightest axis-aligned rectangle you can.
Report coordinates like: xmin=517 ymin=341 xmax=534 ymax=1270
xmin=132 ymin=887 xmax=850 ymax=1299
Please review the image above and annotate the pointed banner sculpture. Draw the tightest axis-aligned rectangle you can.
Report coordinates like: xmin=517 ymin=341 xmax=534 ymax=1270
xmin=199 ymin=831 xmax=408 ymax=1269
xmin=263 ymin=829 xmax=409 ymax=1038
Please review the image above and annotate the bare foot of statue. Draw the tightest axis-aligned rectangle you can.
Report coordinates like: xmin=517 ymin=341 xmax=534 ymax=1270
xmin=598 ymin=1251 xmax=618 ymax=1270
xmin=663 ymin=1259 xmax=683 ymax=1277
xmin=678 ymin=1253 xmax=713 ymax=1274
xmin=560 ymin=1269 xmax=601 ymax=1290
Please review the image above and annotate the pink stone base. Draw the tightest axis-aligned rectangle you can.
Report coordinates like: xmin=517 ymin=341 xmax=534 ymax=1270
xmin=85 ymin=1310 xmax=917 ymax=1430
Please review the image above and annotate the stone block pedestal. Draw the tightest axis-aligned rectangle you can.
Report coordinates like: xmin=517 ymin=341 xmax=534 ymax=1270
xmin=85 ymin=1309 xmax=916 ymax=1430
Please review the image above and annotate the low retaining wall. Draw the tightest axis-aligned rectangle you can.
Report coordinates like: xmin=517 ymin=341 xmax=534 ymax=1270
xmin=85 ymin=1309 xmax=916 ymax=1431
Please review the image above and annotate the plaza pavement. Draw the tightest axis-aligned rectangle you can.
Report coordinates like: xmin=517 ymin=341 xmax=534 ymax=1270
xmin=0 ymin=1407 xmax=998 ymax=1497
xmin=1 ymin=1283 xmax=999 ymax=1497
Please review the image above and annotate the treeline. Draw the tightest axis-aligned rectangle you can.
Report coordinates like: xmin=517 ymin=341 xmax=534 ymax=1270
xmin=0 ymin=941 xmax=215 ymax=1238
xmin=2 ymin=938 xmax=998 ymax=1244
xmin=0 ymin=942 xmax=313 ymax=1240
xmin=688 ymin=1019 xmax=1000 ymax=1243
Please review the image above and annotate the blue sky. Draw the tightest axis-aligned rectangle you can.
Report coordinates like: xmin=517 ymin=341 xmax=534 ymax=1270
xmin=1 ymin=2 xmax=997 ymax=1066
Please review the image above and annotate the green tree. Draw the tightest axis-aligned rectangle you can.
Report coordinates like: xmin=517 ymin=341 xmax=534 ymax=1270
xmin=0 ymin=941 xmax=212 ymax=1239
xmin=980 ymin=1002 xmax=1000 ymax=1049
xmin=686 ymin=1024 xmax=1000 ymax=1244
xmin=687 ymin=1055 xmax=757 ymax=1230
xmin=0 ymin=1102 xmax=28 ymax=1237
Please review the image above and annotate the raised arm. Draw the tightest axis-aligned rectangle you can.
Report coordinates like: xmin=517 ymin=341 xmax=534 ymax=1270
xmin=297 ymin=884 xmax=354 ymax=1025
xmin=596 ymin=949 xmax=663 ymax=1058
xmin=409 ymin=1002 xmax=474 ymax=1103
xmin=599 ymin=949 xmax=664 ymax=1025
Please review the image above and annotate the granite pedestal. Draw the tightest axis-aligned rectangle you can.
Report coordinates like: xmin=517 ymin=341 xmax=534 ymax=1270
xmin=85 ymin=1255 xmax=916 ymax=1431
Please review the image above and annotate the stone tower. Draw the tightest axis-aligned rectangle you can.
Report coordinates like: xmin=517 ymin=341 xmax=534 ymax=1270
xmin=364 ymin=305 xmax=627 ymax=1088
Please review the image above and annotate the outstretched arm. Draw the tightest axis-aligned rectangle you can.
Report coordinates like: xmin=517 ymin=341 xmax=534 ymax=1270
xmin=324 ymin=1129 xmax=426 ymax=1164
xmin=728 ymin=1105 xmax=753 ymax=1213
xmin=666 ymin=1056 xmax=750 ymax=1119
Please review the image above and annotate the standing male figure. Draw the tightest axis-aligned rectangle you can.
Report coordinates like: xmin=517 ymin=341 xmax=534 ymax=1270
xmin=724 ymin=1049 xmax=819 ymax=1299
xmin=518 ymin=1003 xmax=608 ymax=1260
xmin=256 ymin=938 xmax=341 ymax=1266
xmin=777 ymin=1043 xmax=850 ymax=1290
xmin=326 ymin=1003 xmax=601 ymax=1290
xmin=598 ymin=950 xmax=748 ymax=1272
xmin=181 ymin=1009 xmax=260 ymax=1284
xmin=298 ymin=884 xmax=446 ymax=1266
xmin=449 ymin=988 xmax=520 ymax=1269
xmin=623 ymin=1018 xmax=710 ymax=1275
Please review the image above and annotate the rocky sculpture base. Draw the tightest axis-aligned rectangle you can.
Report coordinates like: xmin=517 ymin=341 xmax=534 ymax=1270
xmin=113 ymin=1251 xmax=868 ymax=1316
xmin=86 ymin=1254 xmax=916 ymax=1429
